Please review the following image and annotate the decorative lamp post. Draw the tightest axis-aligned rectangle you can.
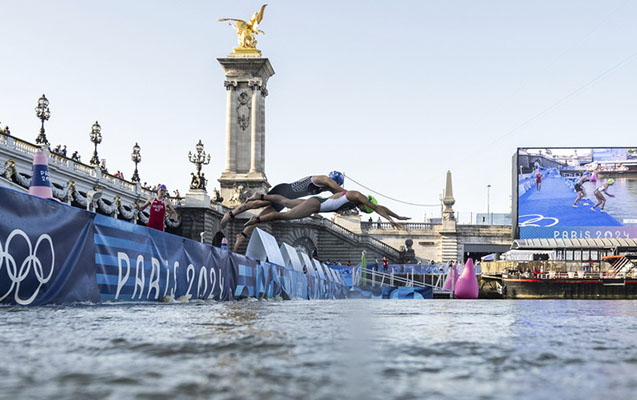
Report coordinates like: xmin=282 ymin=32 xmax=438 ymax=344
xmin=487 ymin=184 xmax=491 ymax=225
xmin=89 ymin=121 xmax=102 ymax=166
xmin=131 ymin=142 xmax=141 ymax=182
xmin=188 ymin=139 xmax=211 ymax=190
xmin=35 ymin=94 xmax=51 ymax=145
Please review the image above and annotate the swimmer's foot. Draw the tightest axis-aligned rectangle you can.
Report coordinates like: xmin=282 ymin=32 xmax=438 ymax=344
xmin=244 ymin=216 xmax=261 ymax=228
xmin=234 ymin=231 xmax=248 ymax=251
xmin=220 ymin=211 xmax=234 ymax=229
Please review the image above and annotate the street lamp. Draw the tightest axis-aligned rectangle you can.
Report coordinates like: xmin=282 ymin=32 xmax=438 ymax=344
xmin=131 ymin=142 xmax=141 ymax=182
xmin=188 ymin=139 xmax=211 ymax=190
xmin=89 ymin=121 xmax=102 ymax=166
xmin=487 ymin=184 xmax=491 ymax=225
xmin=35 ymin=94 xmax=51 ymax=145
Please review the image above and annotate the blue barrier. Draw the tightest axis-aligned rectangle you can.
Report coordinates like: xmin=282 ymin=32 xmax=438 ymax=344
xmin=0 ymin=187 xmax=346 ymax=305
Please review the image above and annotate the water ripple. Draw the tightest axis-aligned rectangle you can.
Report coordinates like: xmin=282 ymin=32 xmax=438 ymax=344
xmin=1 ymin=300 xmax=636 ymax=399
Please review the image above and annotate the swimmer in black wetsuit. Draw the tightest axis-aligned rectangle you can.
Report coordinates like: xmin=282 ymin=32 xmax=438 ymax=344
xmin=572 ymin=171 xmax=590 ymax=207
xmin=243 ymin=190 xmax=407 ymax=230
xmin=221 ymin=172 xmax=345 ymax=251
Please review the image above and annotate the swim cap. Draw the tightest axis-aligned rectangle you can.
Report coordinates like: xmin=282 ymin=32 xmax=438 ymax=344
xmin=362 ymin=195 xmax=378 ymax=214
xmin=328 ymin=171 xmax=344 ymax=186
xmin=158 ymin=184 xmax=167 ymax=191
xmin=608 ymin=179 xmax=615 ymax=185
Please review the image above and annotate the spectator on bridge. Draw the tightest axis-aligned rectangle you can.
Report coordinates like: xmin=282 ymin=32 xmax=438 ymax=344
xmin=243 ymin=191 xmax=406 ymax=235
xmin=136 ymin=184 xmax=178 ymax=231
xmin=382 ymin=256 xmax=389 ymax=272
xmin=61 ymin=145 xmax=67 ymax=157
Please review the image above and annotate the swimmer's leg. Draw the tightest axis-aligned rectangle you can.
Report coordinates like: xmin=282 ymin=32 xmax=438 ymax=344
xmin=221 ymin=200 xmax=271 ymax=229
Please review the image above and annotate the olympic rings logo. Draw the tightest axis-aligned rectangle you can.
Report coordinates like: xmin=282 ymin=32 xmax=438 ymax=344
xmin=0 ymin=229 xmax=55 ymax=305
xmin=519 ymin=214 xmax=559 ymax=227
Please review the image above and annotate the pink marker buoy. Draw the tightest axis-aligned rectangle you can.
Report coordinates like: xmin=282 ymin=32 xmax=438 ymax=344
xmin=454 ymin=258 xmax=479 ymax=299
xmin=28 ymin=149 xmax=54 ymax=199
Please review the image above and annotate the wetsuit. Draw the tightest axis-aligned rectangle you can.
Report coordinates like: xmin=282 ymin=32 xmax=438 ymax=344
xmin=268 ymin=176 xmax=330 ymax=211
xmin=574 ymin=177 xmax=588 ymax=192
xmin=312 ymin=192 xmax=358 ymax=213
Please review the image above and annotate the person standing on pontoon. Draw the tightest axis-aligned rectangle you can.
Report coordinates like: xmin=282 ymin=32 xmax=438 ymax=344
xmin=591 ymin=179 xmax=615 ymax=212
xmin=572 ymin=171 xmax=591 ymax=207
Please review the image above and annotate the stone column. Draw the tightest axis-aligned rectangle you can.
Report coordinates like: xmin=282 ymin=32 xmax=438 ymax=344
xmin=223 ymin=81 xmax=236 ymax=173
xmin=217 ymin=56 xmax=274 ymax=206
xmin=249 ymin=81 xmax=259 ymax=173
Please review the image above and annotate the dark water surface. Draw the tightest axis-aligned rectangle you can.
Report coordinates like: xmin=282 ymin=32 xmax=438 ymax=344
xmin=2 ymin=300 xmax=636 ymax=400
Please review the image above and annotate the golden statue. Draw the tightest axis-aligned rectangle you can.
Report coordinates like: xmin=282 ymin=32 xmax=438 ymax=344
xmin=219 ymin=4 xmax=267 ymax=53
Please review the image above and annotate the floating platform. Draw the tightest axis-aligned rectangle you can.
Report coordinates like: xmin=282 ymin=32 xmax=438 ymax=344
xmin=483 ymin=274 xmax=637 ymax=299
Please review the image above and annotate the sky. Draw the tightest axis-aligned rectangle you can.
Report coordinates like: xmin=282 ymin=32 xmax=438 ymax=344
xmin=1 ymin=0 xmax=635 ymax=222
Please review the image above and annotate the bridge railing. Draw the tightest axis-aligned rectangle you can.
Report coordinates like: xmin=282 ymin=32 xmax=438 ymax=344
xmin=362 ymin=221 xmax=436 ymax=230
xmin=0 ymin=132 xmax=151 ymax=196
xmin=353 ymin=266 xmax=451 ymax=294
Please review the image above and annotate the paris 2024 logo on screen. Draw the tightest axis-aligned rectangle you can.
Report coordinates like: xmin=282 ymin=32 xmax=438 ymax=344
xmin=517 ymin=147 xmax=637 ymax=239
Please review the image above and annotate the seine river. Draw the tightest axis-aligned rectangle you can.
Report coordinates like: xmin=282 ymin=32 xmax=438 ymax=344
xmin=2 ymin=299 xmax=636 ymax=400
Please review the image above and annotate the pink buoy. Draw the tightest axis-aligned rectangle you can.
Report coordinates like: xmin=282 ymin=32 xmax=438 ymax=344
xmin=28 ymin=149 xmax=54 ymax=200
xmin=443 ymin=263 xmax=458 ymax=291
xmin=454 ymin=258 xmax=479 ymax=299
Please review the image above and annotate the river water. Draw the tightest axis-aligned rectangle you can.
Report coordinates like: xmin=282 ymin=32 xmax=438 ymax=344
xmin=2 ymin=299 xmax=636 ymax=400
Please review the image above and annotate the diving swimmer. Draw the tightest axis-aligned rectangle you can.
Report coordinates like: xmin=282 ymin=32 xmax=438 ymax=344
xmin=243 ymin=190 xmax=408 ymax=230
xmin=221 ymin=172 xmax=346 ymax=251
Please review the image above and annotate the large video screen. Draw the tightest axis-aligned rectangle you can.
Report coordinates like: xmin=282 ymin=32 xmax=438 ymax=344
xmin=516 ymin=147 xmax=637 ymax=239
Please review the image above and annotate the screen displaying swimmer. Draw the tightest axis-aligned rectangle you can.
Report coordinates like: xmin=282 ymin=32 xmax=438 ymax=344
xmin=516 ymin=147 xmax=637 ymax=239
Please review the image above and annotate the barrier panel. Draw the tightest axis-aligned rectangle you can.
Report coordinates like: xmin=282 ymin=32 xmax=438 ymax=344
xmin=0 ymin=187 xmax=345 ymax=305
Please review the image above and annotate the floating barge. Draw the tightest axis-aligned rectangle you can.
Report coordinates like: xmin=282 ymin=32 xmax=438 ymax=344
xmin=482 ymin=239 xmax=637 ymax=299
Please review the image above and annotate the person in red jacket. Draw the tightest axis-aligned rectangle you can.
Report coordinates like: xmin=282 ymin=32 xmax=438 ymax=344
xmin=535 ymin=171 xmax=542 ymax=192
xmin=136 ymin=184 xmax=178 ymax=231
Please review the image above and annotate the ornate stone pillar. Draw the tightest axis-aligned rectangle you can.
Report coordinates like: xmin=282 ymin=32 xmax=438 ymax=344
xmin=217 ymin=57 xmax=274 ymax=206
xmin=440 ymin=170 xmax=459 ymax=263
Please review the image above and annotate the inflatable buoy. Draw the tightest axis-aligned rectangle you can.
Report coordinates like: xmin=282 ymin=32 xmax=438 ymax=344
xmin=28 ymin=149 xmax=54 ymax=200
xmin=454 ymin=258 xmax=479 ymax=299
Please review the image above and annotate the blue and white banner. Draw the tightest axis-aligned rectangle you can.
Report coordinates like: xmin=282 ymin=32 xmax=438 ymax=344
xmin=94 ymin=215 xmax=234 ymax=302
xmin=0 ymin=188 xmax=98 ymax=305
xmin=0 ymin=187 xmax=347 ymax=306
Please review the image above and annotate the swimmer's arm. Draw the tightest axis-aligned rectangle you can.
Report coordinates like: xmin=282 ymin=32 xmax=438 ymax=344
xmin=136 ymin=198 xmax=151 ymax=211
xmin=314 ymin=175 xmax=345 ymax=194
xmin=166 ymin=201 xmax=179 ymax=220
xmin=376 ymin=205 xmax=411 ymax=220
xmin=353 ymin=192 xmax=402 ymax=229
